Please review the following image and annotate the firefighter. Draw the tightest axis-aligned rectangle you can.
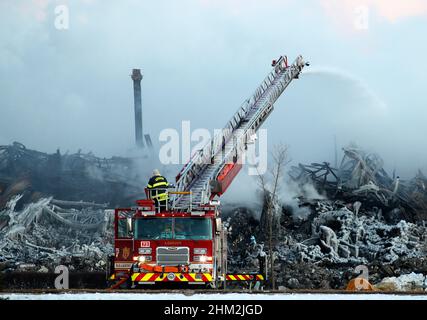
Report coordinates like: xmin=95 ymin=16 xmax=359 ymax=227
xmin=160 ymin=223 xmax=173 ymax=239
xmin=147 ymin=169 xmax=169 ymax=212
xmin=249 ymin=242 xmax=266 ymax=275
xmin=258 ymin=245 xmax=267 ymax=275
xmin=174 ymin=220 xmax=187 ymax=239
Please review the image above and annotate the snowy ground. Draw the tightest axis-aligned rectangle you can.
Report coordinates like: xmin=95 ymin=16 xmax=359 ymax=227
xmin=2 ymin=292 xmax=427 ymax=300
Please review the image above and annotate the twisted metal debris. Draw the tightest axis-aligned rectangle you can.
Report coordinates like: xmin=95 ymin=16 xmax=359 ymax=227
xmin=0 ymin=195 xmax=114 ymax=273
xmin=289 ymin=145 xmax=427 ymax=222
xmin=225 ymin=145 xmax=427 ymax=290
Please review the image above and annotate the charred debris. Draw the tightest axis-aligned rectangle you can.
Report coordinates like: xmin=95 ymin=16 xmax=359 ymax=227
xmin=0 ymin=142 xmax=142 ymax=278
xmin=224 ymin=146 xmax=427 ymax=290
xmin=0 ymin=142 xmax=144 ymax=210
xmin=288 ymin=146 xmax=427 ymax=223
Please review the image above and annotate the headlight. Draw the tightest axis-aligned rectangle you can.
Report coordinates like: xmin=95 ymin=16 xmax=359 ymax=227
xmin=138 ymin=248 xmax=152 ymax=254
xmin=167 ymin=273 xmax=176 ymax=281
xmin=137 ymin=256 xmax=152 ymax=262
xmin=194 ymin=248 xmax=207 ymax=255
xmin=194 ymin=255 xmax=208 ymax=263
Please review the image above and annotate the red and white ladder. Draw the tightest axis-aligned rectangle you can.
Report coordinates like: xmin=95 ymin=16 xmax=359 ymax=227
xmin=171 ymin=55 xmax=308 ymax=210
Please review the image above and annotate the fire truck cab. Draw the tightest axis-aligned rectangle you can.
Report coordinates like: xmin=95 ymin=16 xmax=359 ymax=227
xmin=109 ymin=193 xmax=229 ymax=288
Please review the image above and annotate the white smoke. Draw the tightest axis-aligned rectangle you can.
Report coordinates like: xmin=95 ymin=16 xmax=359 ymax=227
xmin=221 ymin=170 xmax=264 ymax=216
xmin=279 ymin=179 xmax=326 ymax=221
xmin=303 ymin=66 xmax=387 ymax=112
xmin=223 ymin=166 xmax=326 ymax=221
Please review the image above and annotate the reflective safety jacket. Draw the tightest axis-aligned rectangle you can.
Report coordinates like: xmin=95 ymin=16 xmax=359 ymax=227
xmin=147 ymin=175 xmax=169 ymax=201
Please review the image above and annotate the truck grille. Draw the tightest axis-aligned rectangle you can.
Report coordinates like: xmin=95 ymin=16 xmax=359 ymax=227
xmin=156 ymin=247 xmax=189 ymax=266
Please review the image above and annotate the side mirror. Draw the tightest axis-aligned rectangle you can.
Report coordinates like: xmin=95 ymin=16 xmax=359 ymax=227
xmin=126 ymin=217 xmax=133 ymax=236
xmin=215 ymin=218 xmax=222 ymax=234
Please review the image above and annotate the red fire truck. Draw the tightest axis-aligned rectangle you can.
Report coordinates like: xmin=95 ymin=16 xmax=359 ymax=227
xmin=109 ymin=194 xmax=231 ymax=288
xmin=108 ymin=55 xmax=308 ymax=288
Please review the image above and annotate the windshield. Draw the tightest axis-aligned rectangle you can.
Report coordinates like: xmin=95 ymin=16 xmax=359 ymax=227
xmin=174 ymin=218 xmax=212 ymax=240
xmin=135 ymin=218 xmax=212 ymax=240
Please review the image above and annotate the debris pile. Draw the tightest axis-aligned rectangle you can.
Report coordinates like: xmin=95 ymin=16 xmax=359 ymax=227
xmin=289 ymin=145 xmax=427 ymax=222
xmin=225 ymin=145 xmax=427 ymax=290
xmin=225 ymin=201 xmax=427 ymax=289
xmin=282 ymin=201 xmax=426 ymax=265
xmin=0 ymin=142 xmax=144 ymax=210
xmin=0 ymin=195 xmax=114 ymax=273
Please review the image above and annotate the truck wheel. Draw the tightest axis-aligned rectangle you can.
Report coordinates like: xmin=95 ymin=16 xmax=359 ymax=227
xmin=106 ymin=256 xmax=114 ymax=279
xmin=209 ymin=280 xmax=224 ymax=290
xmin=207 ymin=282 xmax=216 ymax=289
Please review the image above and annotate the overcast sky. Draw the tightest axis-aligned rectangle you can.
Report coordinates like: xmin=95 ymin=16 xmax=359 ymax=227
xmin=1 ymin=0 xmax=427 ymax=181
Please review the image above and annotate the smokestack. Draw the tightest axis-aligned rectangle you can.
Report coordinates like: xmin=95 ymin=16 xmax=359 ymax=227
xmin=131 ymin=69 xmax=144 ymax=148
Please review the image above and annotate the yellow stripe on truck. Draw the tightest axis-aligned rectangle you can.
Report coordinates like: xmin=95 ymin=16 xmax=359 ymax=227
xmin=131 ymin=272 xmax=213 ymax=282
xmin=142 ymin=273 xmax=154 ymax=281
xmin=176 ymin=273 xmax=188 ymax=281
xmin=155 ymin=274 xmax=166 ymax=281
xmin=189 ymin=273 xmax=202 ymax=281
xmin=226 ymin=274 xmax=264 ymax=281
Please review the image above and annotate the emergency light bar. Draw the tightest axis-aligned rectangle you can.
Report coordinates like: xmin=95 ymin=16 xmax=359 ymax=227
xmin=190 ymin=211 xmax=205 ymax=216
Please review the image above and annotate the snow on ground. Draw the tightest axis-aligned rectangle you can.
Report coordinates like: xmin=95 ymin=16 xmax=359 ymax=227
xmin=1 ymin=293 xmax=427 ymax=300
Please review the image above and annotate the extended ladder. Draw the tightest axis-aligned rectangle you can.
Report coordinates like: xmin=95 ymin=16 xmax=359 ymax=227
xmin=171 ymin=55 xmax=308 ymax=210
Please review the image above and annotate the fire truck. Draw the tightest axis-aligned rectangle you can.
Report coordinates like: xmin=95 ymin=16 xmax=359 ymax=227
xmin=108 ymin=55 xmax=308 ymax=289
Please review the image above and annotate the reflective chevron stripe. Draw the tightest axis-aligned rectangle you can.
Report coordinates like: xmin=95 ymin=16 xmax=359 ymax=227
xmin=131 ymin=273 xmax=213 ymax=282
xmin=123 ymin=273 xmax=264 ymax=282
xmin=142 ymin=273 xmax=154 ymax=281
xmin=225 ymin=274 xmax=264 ymax=281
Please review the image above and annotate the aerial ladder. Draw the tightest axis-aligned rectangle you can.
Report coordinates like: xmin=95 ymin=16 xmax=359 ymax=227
xmin=171 ymin=55 xmax=309 ymax=210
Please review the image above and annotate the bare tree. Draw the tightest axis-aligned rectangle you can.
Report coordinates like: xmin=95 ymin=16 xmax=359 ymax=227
xmin=256 ymin=143 xmax=289 ymax=290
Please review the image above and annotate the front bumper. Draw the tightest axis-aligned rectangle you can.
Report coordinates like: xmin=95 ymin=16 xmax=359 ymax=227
xmin=131 ymin=272 xmax=213 ymax=282
xmin=110 ymin=272 xmax=265 ymax=283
